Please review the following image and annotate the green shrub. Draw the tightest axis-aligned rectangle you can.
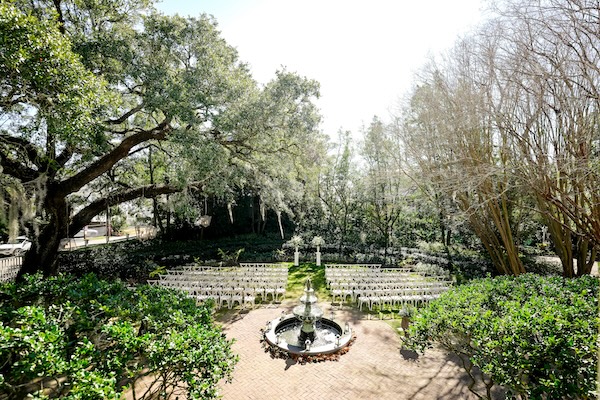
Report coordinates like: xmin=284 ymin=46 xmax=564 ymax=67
xmin=416 ymin=240 xmax=446 ymax=254
xmin=59 ymin=234 xmax=285 ymax=283
xmin=0 ymin=274 xmax=237 ymax=399
xmin=412 ymin=262 xmax=451 ymax=279
xmin=404 ymin=274 xmax=598 ymax=399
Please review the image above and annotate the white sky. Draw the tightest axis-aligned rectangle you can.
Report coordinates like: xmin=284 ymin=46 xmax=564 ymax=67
xmin=155 ymin=0 xmax=488 ymax=139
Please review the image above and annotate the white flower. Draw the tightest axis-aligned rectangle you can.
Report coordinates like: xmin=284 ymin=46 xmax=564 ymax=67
xmin=289 ymin=235 xmax=304 ymax=248
xmin=311 ymin=236 xmax=324 ymax=247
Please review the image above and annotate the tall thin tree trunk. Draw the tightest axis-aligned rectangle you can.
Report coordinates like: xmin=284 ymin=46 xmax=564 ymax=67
xmin=250 ymin=197 xmax=256 ymax=234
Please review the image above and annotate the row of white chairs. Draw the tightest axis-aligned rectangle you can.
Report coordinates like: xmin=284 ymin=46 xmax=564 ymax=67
xmin=156 ymin=273 xmax=287 ymax=286
xmin=173 ymin=264 xmax=288 ymax=276
xmin=326 ymin=272 xmax=419 ymax=283
xmin=354 ymin=286 xmax=450 ymax=310
xmin=326 ymin=266 xmax=416 ymax=277
xmin=328 ymin=277 xmax=423 ymax=289
xmin=356 ymin=287 xmax=450 ymax=311
xmin=329 ymin=280 xmax=448 ymax=290
xmin=331 ymin=283 xmax=450 ymax=302
xmin=147 ymin=280 xmax=286 ymax=309
xmin=326 ymin=273 xmax=427 ymax=288
xmin=325 ymin=266 xmax=443 ymax=283
xmin=151 ymin=279 xmax=287 ymax=297
xmin=326 ymin=263 xmax=383 ymax=270
xmin=148 ymin=263 xmax=288 ymax=309
xmin=153 ymin=272 xmax=287 ymax=286
xmin=325 ymin=264 xmax=451 ymax=311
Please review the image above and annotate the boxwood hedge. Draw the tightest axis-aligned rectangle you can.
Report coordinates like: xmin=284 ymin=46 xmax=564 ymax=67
xmin=404 ymin=273 xmax=598 ymax=399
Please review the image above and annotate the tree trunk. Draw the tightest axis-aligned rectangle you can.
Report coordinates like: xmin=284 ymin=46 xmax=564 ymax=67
xmin=575 ymin=237 xmax=596 ymax=276
xmin=152 ymin=198 xmax=164 ymax=233
xmin=250 ymin=197 xmax=256 ymax=234
xmin=17 ymin=196 xmax=68 ymax=280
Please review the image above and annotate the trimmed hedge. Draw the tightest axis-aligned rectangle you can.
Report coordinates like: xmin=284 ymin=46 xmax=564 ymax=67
xmin=0 ymin=274 xmax=237 ymax=399
xmin=404 ymin=274 xmax=599 ymax=399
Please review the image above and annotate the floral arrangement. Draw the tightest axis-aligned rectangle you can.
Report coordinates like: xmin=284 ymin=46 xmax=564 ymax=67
xmin=311 ymin=236 xmax=325 ymax=247
xmin=289 ymin=235 xmax=304 ymax=248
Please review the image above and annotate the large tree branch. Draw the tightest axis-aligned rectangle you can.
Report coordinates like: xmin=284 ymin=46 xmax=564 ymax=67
xmin=0 ymin=134 xmax=43 ymax=169
xmin=0 ymin=154 xmax=39 ymax=182
xmin=105 ymin=103 xmax=145 ymax=125
xmin=69 ymin=182 xmax=183 ymax=235
xmin=59 ymin=118 xmax=172 ymax=195
xmin=68 ymin=161 xmax=228 ymax=236
xmin=52 ymin=0 xmax=66 ymax=35
xmin=55 ymin=144 xmax=74 ymax=169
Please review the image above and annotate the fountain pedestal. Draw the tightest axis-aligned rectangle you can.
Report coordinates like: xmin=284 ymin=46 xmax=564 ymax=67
xmin=292 ymin=278 xmax=323 ymax=348
xmin=263 ymin=278 xmax=354 ymax=356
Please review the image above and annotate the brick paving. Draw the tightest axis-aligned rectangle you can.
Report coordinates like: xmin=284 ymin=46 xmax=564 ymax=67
xmin=217 ymin=302 xmax=482 ymax=400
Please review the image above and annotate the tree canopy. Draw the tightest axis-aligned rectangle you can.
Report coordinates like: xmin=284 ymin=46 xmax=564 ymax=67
xmin=1 ymin=0 xmax=598 ymax=279
xmin=0 ymin=0 xmax=324 ymax=277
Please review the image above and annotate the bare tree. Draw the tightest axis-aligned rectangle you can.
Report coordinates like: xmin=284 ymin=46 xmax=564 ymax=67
xmin=400 ymin=37 xmax=526 ymax=276
xmin=487 ymin=0 xmax=599 ymax=275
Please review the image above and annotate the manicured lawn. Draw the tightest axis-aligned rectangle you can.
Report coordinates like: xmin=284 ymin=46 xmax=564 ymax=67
xmin=286 ymin=262 xmax=330 ymax=300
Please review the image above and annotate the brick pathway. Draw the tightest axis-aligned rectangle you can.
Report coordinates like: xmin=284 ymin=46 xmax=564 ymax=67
xmin=217 ymin=302 xmax=483 ymax=400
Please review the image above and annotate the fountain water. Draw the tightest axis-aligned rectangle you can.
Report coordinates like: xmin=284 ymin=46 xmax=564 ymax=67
xmin=263 ymin=278 xmax=354 ymax=357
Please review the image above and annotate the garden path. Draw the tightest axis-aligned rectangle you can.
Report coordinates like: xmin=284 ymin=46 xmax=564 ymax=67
xmin=217 ymin=302 xmax=493 ymax=400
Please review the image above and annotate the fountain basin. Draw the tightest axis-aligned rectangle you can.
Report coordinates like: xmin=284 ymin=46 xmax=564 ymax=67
xmin=264 ymin=314 xmax=353 ymax=355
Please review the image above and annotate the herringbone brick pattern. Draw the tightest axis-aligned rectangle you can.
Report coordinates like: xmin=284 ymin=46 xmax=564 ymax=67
xmin=217 ymin=303 xmax=480 ymax=400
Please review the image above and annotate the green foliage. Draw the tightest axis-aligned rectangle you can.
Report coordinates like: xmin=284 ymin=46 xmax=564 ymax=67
xmin=217 ymin=247 xmax=244 ymax=266
xmin=58 ymin=234 xmax=284 ymax=282
xmin=412 ymin=262 xmax=451 ymax=279
xmin=0 ymin=2 xmax=113 ymax=147
xmin=148 ymin=261 xmax=166 ymax=278
xmin=416 ymin=240 xmax=445 ymax=254
xmin=404 ymin=274 xmax=599 ymax=399
xmin=2 ymin=0 xmax=325 ymax=277
xmin=0 ymin=274 xmax=237 ymax=399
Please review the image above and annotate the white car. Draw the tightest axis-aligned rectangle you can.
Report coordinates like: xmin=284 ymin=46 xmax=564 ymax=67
xmin=74 ymin=227 xmax=99 ymax=238
xmin=0 ymin=236 xmax=32 ymax=256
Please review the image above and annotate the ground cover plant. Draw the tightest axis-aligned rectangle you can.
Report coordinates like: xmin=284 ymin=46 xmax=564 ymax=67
xmin=0 ymin=274 xmax=237 ymax=399
xmin=404 ymin=274 xmax=599 ymax=399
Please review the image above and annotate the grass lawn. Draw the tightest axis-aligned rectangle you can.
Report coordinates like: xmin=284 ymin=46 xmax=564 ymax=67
xmin=286 ymin=262 xmax=330 ymax=300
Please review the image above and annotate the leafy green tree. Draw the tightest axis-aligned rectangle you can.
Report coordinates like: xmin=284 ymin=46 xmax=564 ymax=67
xmin=0 ymin=1 xmax=323 ymax=278
xmin=0 ymin=274 xmax=236 ymax=399
xmin=360 ymin=117 xmax=410 ymax=259
xmin=316 ymin=130 xmax=360 ymax=252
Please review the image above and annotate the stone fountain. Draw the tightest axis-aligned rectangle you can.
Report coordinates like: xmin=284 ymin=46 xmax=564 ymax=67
xmin=263 ymin=278 xmax=353 ymax=356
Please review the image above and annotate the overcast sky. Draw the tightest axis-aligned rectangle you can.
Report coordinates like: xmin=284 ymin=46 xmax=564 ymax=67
xmin=155 ymin=0 xmax=488 ymax=138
